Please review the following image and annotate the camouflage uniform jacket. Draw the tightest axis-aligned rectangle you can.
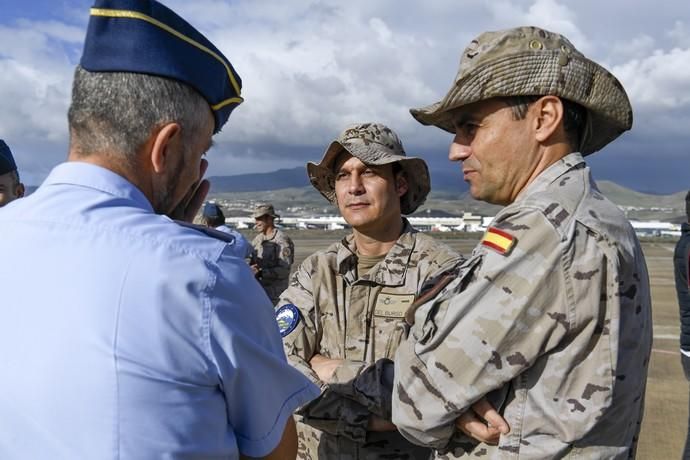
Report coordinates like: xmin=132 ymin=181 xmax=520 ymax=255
xmin=279 ymin=219 xmax=464 ymax=459
xmin=392 ymin=153 xmax=653 ymax=459
xmin=252 ymin=228 xmax=294 ymax=304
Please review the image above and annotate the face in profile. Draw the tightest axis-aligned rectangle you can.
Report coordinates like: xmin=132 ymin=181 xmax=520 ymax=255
xmin=448 ymin=97 xmax=540 ymax=206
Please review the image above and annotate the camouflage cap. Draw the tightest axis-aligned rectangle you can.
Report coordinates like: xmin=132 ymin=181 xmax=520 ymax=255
xmin=252 ymin=203 xmax=279 ymax=219
xmin=307 ymin=123 xmax=430 ymax=215
xmin=411 ymin=26 xmax=633 ymax=155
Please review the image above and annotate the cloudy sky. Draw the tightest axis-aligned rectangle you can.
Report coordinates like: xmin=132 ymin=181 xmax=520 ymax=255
xmin=1 ymin=0 xmax=689 ymax=193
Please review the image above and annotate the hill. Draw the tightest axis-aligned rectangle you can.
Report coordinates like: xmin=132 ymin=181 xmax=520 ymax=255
xmin=207 ymin=169 xmax=687 ymax=221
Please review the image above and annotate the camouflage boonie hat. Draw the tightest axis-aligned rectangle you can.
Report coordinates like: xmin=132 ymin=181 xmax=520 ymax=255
xmin=411 ymin=26 xmax=633 ymax=155
xmin=307 ymin=123 xmax=430 ymax=215
xmin=252 ymin=203 xmax=279 ymax=219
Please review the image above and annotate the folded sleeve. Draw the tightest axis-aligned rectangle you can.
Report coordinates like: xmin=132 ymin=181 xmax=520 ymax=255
xmin=393 ymin=209 xmax=570 ymax=449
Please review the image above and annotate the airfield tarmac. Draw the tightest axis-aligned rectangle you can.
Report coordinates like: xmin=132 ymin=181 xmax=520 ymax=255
xmin=285 ymin=231 xmax=683 ymax=457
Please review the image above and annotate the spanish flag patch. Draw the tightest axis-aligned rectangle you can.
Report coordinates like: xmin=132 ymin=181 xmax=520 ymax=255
xmin=481 ymin=227 xmax=516 ymax=255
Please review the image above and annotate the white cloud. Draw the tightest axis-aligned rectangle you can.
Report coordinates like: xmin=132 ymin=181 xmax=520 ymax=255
xmin=614 ymin=47 xmax=690 ymax=110
xmin=0 ymin=21 xmax=76 ymax=143
xmin=610 ymin=35 xmax=656 ymax=62
xmin=1 ymin=0 xmax=690 ymax=190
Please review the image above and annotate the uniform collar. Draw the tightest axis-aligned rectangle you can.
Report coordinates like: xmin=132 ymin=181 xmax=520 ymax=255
xmin=336 ymin=218 xmax=417 ymax=286
xmin=42 ymin=161 xmax=153 ymax=212
xmin=514 ymin=152 xmax=586 ymax=203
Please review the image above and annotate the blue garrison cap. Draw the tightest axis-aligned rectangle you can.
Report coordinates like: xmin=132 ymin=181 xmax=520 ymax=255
xmin=80 ymin=0 xmax=243 ymax=133
xmin=202 ymin=202 xmax=224 ymax=219
xmin=0 ymin=140 xmax=18 ymax=176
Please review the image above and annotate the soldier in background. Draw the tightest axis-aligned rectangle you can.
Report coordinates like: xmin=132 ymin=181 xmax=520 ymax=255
xmin=392 ymin=26 xmax=652 ymax=458
xmin=251 ymin=203 xmax=294 ymax=304
xmin=277 ymin=123 xmax=502 ymax=459
xmin=674 ymin=191 xmax=690 ymax=459
xmin=199 ymin=202 xmax=254 ymax=260
xmin=0 ymin=139 xmax=25 ymax=207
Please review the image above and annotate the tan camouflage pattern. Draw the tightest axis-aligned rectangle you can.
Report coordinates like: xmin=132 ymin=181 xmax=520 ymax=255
xmin=410 ymin=26 xmax=633 ymax=155
xmin=279 ymin=219 xmax=464 ymax=459
xmin=307 ymin=122 xmax=430 ymax=215
xmin=392 ymin=153 xmax=652 ymax=459
xmin=252 ymin=228 xmax=294 ymax=305
xmin=252 ymin=203 xmax=280 ymax=218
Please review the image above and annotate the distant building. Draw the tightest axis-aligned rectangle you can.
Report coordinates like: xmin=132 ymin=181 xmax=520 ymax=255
xmin=630 ymin=220 xmax=681 ymax=237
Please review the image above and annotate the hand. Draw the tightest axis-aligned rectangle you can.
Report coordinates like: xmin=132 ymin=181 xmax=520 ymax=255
xmin=367 ymin=415 xmax=397 ymax=432
xmin=167 ymin=158 xmax=210 ymax=222
xmin=309 ymin=354 xmax=344 ymax=382
xmin=455 ymin=397 xmax=509 ymax=445
xmin=249 ymin=264 xmax=261 ymax=276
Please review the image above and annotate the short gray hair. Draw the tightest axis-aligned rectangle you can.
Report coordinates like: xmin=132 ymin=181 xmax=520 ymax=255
xmin=68 ymin=66 xmax=210 ymax=159
xmin=504 ymin=96 xmax=587 ymax=151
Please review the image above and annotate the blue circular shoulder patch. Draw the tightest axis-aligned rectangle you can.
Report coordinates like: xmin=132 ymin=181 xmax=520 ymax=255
xmin=276 ymin=304 xmax=301 ymax=337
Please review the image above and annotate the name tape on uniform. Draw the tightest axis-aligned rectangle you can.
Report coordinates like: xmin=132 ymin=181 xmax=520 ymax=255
xmin=374 ymin=292 xmax=415 ymax=318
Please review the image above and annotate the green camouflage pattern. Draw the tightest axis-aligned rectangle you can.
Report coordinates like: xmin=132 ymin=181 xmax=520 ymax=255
xmin=393 ymin=153 xmax=652 ymax=459
xmin=252 ymin=228 xmax=294 ymax=305
xmin=279 ymin=219 xmax=464 ymax=459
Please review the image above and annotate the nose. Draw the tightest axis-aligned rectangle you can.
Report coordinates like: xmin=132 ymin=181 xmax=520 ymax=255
xmin=347 ymin=173 xmax=365 ymax=195
xmin=449 ymin=132 xmax=471 ymax=162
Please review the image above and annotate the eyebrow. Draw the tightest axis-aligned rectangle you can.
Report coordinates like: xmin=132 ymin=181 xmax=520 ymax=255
xmin=450 ymin=111 xmax=478 ymax=126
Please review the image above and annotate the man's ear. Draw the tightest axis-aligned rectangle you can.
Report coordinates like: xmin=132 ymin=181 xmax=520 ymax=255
xmin=533 ymin=95 xmax=564 ymax=143
xmin=15 ymin=182 xmax=25 ymax=198
xmin=150 ymin=122 xmax=182 ymax=174
xmin=395 ymin=172 xmax=409 ymax=198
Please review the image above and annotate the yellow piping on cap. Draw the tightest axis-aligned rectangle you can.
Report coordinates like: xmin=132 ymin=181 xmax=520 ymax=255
xmin=90 ymin=7 xmax=243 ymax=109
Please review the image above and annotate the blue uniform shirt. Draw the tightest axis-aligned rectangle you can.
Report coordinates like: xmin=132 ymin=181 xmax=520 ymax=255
xmin=216 ymin=224 xmax=255 ymax=260
xmin=0 ymin=162 xmax=319 ymax=459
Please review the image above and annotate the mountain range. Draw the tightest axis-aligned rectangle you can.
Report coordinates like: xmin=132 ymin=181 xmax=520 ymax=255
xmin=208 ymin=167 xmax=688 ymax=222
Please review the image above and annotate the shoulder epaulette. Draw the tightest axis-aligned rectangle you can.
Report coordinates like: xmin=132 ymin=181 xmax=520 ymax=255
xmin=175 ymin=221 xmax=237 ymax=244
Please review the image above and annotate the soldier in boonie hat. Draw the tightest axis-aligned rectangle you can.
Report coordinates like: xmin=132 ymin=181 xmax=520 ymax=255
xmin=251 ymin=203 xmax=280 ymax=219
xmin=280 ymin=124 xmax=463 ymax=459
xmin=392 ymin=27 xmax=652 ymax=458
xmin=250 ymin=203 xmax=294 ymax=305
xmin=307 ymin=122 xmax=430 ymax=214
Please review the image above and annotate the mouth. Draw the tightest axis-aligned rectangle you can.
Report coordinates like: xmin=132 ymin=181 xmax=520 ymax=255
xmin=346 ymin=202 xmax=370 ymax=209
xmin=462 ymin=169 xmax=476 ymax=181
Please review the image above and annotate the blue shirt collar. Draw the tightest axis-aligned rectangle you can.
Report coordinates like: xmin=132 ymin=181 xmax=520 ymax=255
xmin=42 ymin=161 xmax=153 ymax=212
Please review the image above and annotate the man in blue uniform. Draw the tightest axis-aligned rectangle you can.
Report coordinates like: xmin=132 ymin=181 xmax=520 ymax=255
xmin=675 ymin=191 xmax=690 ymax=459
xmin=0 ymin=1 xmax=318 ymax=459
xmin=0 ymin=139 xmax=25 ymax=207
xmin=200 ymin=201 xmax=255 ymax=260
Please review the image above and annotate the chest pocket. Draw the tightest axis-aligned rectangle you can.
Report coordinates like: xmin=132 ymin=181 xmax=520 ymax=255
xmin=373 ymin=292 xmax=415 ymax=360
